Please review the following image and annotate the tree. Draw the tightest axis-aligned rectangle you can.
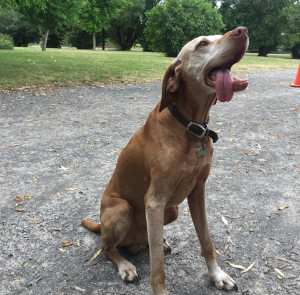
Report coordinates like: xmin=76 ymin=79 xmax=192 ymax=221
xmin=219 ymin=0 xmax=291 ymax=56
xmin=15 ymin=0 xmax=81 ymax=51
xmin=145 ymin=0 xmax=223 ymax=57
xmin=78 ymin=0 xmax=127 ymax=51
xmin=281 ymin=1 xmax=300 ymax=58
xmin=0 ymin=10 xmax=39 ymax=46
xmin=108 ymin=0 xmax=144 ymax=50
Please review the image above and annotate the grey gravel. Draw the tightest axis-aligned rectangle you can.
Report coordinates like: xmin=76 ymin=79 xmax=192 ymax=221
xmin=0 ymin=70 xmax=300 ymax=295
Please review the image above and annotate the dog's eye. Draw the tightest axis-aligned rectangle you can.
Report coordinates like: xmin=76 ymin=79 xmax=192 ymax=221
xmin=199 ymin=41 xmax=208 ymax=47
xmin=195 ymin=40 xmax=209 ymax=50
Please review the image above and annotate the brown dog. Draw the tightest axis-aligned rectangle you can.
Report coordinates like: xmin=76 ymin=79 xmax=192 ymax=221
xmin=82 ymin=27 xmax=249 ymax=294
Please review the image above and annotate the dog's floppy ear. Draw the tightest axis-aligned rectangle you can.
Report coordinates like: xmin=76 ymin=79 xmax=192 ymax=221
xmin=159 ymin=61 xmax=181 ymax=112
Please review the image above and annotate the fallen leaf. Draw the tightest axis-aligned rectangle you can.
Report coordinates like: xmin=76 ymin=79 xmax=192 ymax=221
xmin=90 ymin=249 xmax=102 ymax=262
xmin=65 ymin=187 xmax=81 ymax=191
xmin=241 ymin=262 xmax=256 ymax=273
xmin=224 ymin=245 xmax=230 ymax=252
xmin=237 ymin=227 xmax=243 ymax=231
xmin=57 ymin=192 xmax=63 ymax=198
xmin=226 ymin=261 xmax=246 ymax=270
xmin=182 ymin=210 xmax=190 ymax=214
xmin=14 ymin=208 xmax=25 ymax=212
xmin=62 ymin=240 xmax=73 ymax=247
xmin=230 ymin=216 xmax=242 ymax=219
xmin=0 ymin=173 xmax=13 ymax=178
xmin=75 ymin=286 xmax=86 ymax=292
xmin=274 ymin=268 xmax=286 ymax=278
xmin=58 ymin=248 xmax=67 ymax=252
xmin=278 ymin=205 xmax=289 ymax=211
xmin=222 ymin=215 xmax=229 ymax=226
xmin=215 ymin=249 xmax=222 ymax=256
xmin=272 ymin=135 xmax=280 ymax=140
xmin=256 ymin=158 xmax=267 ymax=162
xmin=250 ymin=210 xmax=255 ymax=214
xmin=233 ymin=169 xmax=241 ymax=172
xmin=58 ymin=165 xmax=70 ymax=171
xmin=228 ymin=236 xmax=234 ymax=246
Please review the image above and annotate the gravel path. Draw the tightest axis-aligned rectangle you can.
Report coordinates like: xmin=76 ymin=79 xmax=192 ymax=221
xmin=0 ymin=70 xmax=299 ymax=295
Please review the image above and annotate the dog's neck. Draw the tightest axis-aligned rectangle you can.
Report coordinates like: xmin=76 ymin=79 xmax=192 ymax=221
xmin=173 ymin=83 xmax=216 ymax=125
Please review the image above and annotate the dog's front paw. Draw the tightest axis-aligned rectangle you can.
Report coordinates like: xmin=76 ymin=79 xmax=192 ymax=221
xmin=119 ymin=260 xmax=139 ymax=284
xmin=210 ymin=266 xmax=238 ymax=291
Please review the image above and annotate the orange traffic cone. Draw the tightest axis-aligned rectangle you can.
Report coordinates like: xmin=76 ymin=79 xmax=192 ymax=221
xmin=291 ymin=64 xmax=300 ymax=87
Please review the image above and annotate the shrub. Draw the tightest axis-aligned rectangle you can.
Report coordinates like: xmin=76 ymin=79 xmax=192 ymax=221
xmin=144 ymin=0 xmax=223 ymax=57
xmin=0 ymin=33 xmax=14 ymax=50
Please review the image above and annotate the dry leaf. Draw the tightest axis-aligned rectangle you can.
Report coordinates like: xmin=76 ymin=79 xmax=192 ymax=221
xmin=224 ymin=245 xmax=230 ymax=252
xmin=222 ymin=215 xmax=229 ymax=226
xmin=65 ymin=187 xmax=81 ymax=191
xmin=0 ymin=173 xmax=13 ymax=178
xmin=14 ymin=208 xmax=25 ymax=212
xmin=241 ymin=262 xmax=256 ymax=273
xmin=230 ymin=216 xmax=242 ymax=219
xmin=62 ymin=240 xmax=73 ymax=247
xmin=215 ymin=250 xmax=222 ymax=256
xmin=274 ymin=268 xmax=286 ymax=278
xmin=278 ymin=205 xmax=289 ymax=211
xmin=58 ymin=165 xmax=70 ymax=171
xmin=75 ymin=286 xmax=86 ymax=292
xmin=250 ymin=210 xmax=255 ymax=214
xmin=58 ymin=248 xmax=67 ymax=252
xmin=90 ymin=249 xmax=102 ymax=261
xmin=228 ymin=237 xmax=234 ymax=246
xmin=237 ymin=227 xmax=243 ymax=231
xmin=182 ymin=210 xmax=190 ymax=214
xmin=57 ymin=192 xmax=63 ymax=198
xmin=256 ymin=158 xmax=267 ymax=162
xmin=226 ymin=261 xmax=246 ymax=270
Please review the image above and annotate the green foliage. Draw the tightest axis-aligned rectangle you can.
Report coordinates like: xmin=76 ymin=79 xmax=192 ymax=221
xmin=0 ymin=10 xmax=39 ymax=46
xmin=78 ymin=0 xmax=127 ymax=35
xmin=144 ymin=0 xmax=223 ymax=57
xmin=108 ymin=0 xmax=145 ymax=50
xmin=0 ymin=33 xmax=14 ymax=49
xmin=219 ymin=0 xmax=291 ymax=56
xmin=68 ymin=27 xmax=101 ymax=49
xmin=281 ymin=1 xmax=300 ymax=58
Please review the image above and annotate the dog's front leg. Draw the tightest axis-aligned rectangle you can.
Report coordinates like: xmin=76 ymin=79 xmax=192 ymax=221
xmin=188 ymin=182 xmax=238 ymax=291
xmin=145 ymin=187 xmax=168 ymax=295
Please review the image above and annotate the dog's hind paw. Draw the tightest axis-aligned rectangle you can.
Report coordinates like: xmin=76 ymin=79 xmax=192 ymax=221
xmin=163 ymin=238 xmax=172 ymax=254
xmin=118 ymin=260 xmax=139 ymax=284
xmin=210 ymin=266 xmax=238 ymax=291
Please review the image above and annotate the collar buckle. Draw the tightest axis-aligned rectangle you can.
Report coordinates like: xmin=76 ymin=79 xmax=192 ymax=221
xmin=186 ymin=122 xmax=207 ymax=139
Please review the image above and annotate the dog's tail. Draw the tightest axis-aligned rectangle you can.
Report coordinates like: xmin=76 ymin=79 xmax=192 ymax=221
xmin=81 ymin=219 xmax=102 ymax=233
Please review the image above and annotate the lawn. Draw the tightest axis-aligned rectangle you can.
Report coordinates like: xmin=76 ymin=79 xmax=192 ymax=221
xmin=0 ymin=47 xmax=299 ymax=90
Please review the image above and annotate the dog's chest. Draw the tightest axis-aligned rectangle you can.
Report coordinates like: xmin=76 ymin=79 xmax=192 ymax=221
xmin=167 ymin=150 xmax=211 ymax=206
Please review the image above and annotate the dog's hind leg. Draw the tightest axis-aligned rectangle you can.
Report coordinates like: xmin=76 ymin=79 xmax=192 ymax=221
xmin=100 ymin=196 xmax=139 ymax=284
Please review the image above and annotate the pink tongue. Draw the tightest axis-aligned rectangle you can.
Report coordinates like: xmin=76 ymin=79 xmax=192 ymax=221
xmin=215 ymin=69 xmax=234 ymax=102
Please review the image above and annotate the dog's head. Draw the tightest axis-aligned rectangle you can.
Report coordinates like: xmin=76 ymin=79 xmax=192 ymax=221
xmin=160 ymin=27 xmax=249 ymax=112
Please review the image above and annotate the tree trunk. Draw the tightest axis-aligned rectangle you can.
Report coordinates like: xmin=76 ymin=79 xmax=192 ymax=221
xmin=92 ymin=33 xmax=96 ymax=51
xmin=101 ymin=29 xmax=105 ymax=50
xmin=258 ymin=46 xmax=269 ymax=57
xmin=42 ymin=30 xmax=49 ymax=51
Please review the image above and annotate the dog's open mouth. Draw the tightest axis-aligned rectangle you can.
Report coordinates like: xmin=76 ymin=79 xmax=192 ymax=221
xmin=206 ymin=68 xmax=248 ymax=102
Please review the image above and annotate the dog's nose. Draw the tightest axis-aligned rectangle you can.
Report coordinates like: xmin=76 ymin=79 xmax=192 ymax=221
xmin=231 ymin=27 xmax=248 ymax=36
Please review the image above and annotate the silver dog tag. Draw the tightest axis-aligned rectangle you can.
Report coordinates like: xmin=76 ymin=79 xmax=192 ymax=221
xmin=197 ymin=147 xmax=208 ymax=158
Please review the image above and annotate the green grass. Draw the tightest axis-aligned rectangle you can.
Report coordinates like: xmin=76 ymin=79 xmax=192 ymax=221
xmin=0 ymin=47 xmax=299 ymax=90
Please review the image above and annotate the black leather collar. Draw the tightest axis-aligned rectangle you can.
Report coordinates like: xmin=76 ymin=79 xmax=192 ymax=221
xmin=167 ymin=104 xmax=218 ymax=143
